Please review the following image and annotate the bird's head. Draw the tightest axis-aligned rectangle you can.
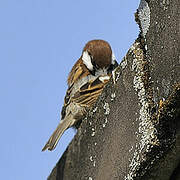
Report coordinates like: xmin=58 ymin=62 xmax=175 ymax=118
xmin=82 ymin=40 xmax=118 ymax=75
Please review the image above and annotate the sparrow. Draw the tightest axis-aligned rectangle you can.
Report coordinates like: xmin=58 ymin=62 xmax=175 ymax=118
xmin=42 ymin=39 xmax=118 ymax=151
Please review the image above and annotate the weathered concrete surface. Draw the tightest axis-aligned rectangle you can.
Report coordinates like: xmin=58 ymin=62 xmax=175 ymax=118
xmin=47 ymin=0 xmax=180 ymax=179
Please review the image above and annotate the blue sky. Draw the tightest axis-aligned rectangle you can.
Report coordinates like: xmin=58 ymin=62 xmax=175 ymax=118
xmin=0 ymin=0 xmax=140 ymax=179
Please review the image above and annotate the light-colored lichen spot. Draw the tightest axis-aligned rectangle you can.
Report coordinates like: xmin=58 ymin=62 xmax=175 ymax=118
xmin=93 ymin=161 xmax=96 ymax=167
xmin=121 ymin=56 xmax=128 ymax=69
xmin=131 ymin=59 xmax=137 ymax=72
xmin=113 ymin=71 xmax=121 ymax=82
xmin=125 ymin=42 xmax=159 ymax=180
xmin=90 ymin=155 xmax=96 ymax=167
xmin=111 ymin=93 xmax=116 ymax=101
xmin=163 ymin=0 xmax=170 ymax=5
xmin=91 ymin=127 xmax=95 ymax=137
xmin=103 ymin=102 xmax=110 ymax=115
xmin=90 ymin=156 xmax=93 ymax=161
xmin=138 ymin=0 xmax=151 ymax=38
xmin=145 ymin=44 xmax=148 ymax=51
xmin=102 ymin=117 xmax=108 ymax=128
xmin=162 ymin=0 xmax=170 ymax=10
xmin=91 ymin=132 xmax=95 ymax=137
xmin=129 ymin=146 xmax=134 ymax=153
xmin=88 ymin=177 xmax=93 ymax=180
xmin=92 ymin=107 xmax=98 ymax=113
xmin=130 ymin=44 xmax=136 ymax=52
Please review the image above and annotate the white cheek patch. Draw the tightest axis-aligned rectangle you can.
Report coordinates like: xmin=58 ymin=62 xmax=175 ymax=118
xmin=82 ymin=51 xmax=93 ymax=71
xmin=112 ymin=53 xmax=116 ymax=64
xmin=99 ymin=75 xmax=110 ymax=83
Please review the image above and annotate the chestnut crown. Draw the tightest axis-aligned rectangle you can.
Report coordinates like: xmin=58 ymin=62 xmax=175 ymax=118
xmin=82 ymin=40 xmax=113 ymax=71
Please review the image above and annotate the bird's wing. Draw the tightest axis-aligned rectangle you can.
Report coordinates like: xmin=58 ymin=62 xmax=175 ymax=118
xmin=71 ymin=75 xmax=110 ymax=107
xmin=67 ymin=59 xmax=90 ymax=87
xmin=62 ymin=58 xmax=111 ymax=119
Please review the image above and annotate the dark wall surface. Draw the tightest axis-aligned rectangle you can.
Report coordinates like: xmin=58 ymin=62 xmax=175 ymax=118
xmin=48 ymin=0 xmax=180 ymax=179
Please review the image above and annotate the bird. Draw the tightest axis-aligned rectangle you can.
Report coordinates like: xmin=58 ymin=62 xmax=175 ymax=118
xmin=42 ymin=39 xmax=118 ymax=151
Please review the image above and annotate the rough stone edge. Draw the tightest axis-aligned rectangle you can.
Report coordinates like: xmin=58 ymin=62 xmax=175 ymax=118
xmin=124 ymin=40 xmax=158 ymax=180
xmin=47 ymin=0 xmax=180 ymax=179
xmin=125 ymin=0 xmax=180 ymax=178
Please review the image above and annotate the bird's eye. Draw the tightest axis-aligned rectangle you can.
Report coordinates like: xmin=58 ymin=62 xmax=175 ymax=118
xmin=91 ymin=60 xmax=99 ymax=69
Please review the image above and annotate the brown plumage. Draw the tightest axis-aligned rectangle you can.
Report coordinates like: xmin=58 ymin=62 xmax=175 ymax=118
xmin=83 ymin=40 xmax=112 ymax=69
xmin=42 ymin=40 xmax=118 ymax=151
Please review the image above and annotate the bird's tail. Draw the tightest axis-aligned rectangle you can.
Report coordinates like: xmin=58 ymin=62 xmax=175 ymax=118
xmin=42 ymin=117 xmax=74 ymax=151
